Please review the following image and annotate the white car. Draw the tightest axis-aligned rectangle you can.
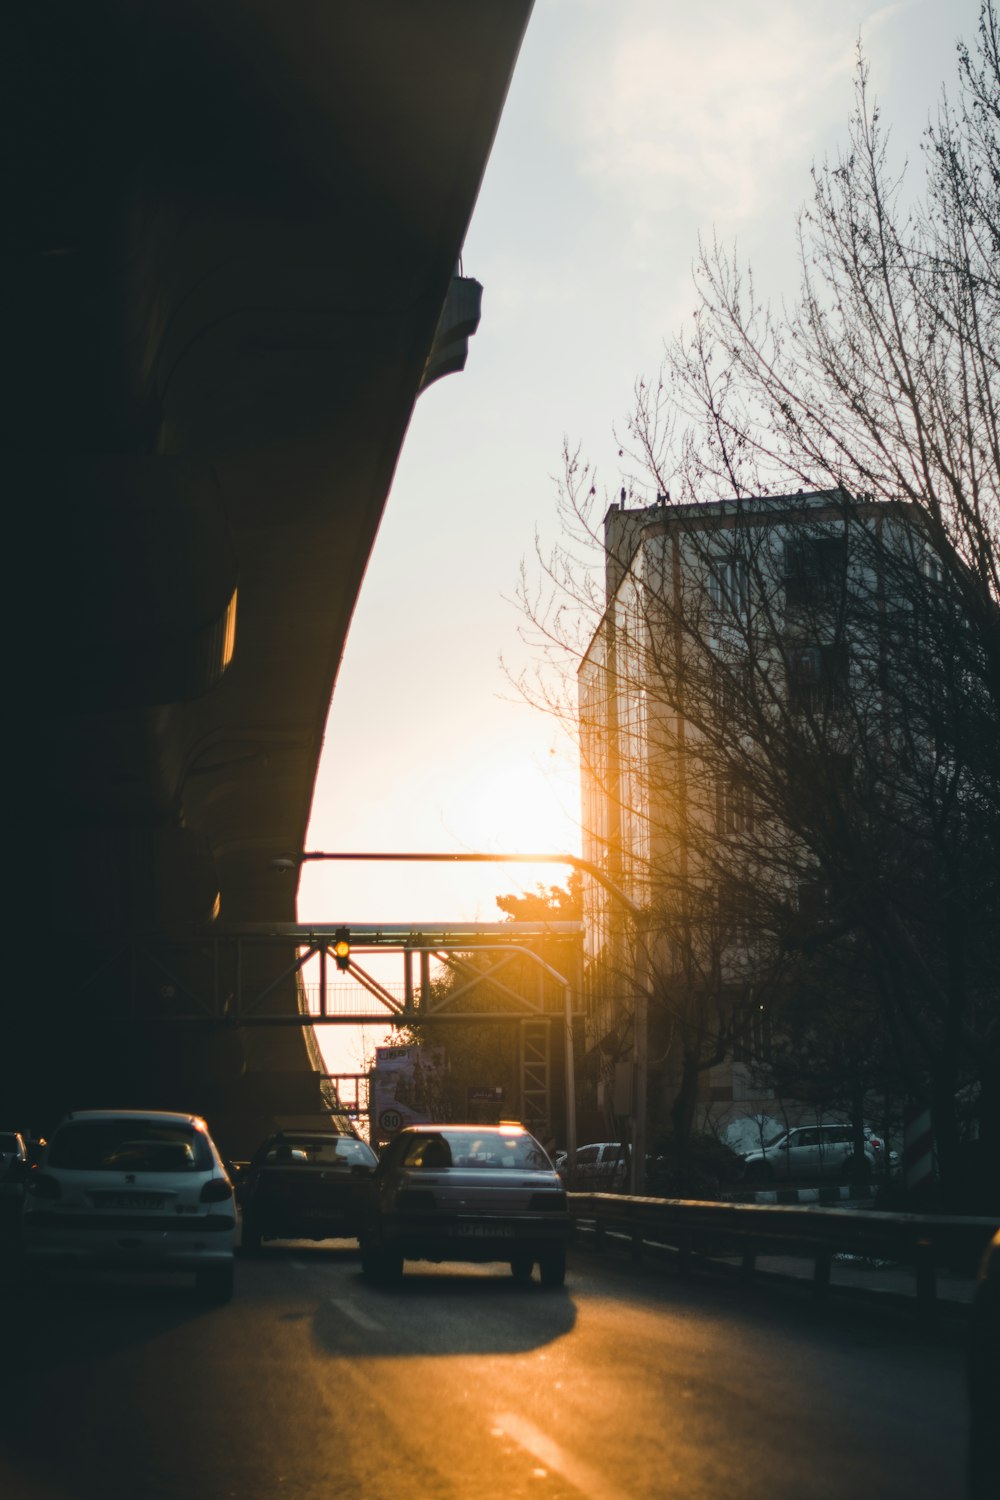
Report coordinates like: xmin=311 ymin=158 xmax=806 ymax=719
xmin=559 ymin=1141 xmax=630 ymax=1191
xmin=21 ymin=1109 xmax=237 ymax=1301
xmin=741 ymin=1123 xmax=886 ymax=1184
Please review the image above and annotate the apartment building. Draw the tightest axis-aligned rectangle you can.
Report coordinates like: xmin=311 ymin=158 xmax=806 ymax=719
xmin=578 ymin=487 xmax=948 ymax=1146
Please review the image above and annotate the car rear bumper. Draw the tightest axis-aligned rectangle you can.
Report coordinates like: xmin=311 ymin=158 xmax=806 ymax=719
xmin=253 ymin=1218 xmax=359 ymax=1240
xmin=21 ymin=1211 xmax=236 ymax=1268
xmin=378 ymin=1211 xmax=570 ymax=1262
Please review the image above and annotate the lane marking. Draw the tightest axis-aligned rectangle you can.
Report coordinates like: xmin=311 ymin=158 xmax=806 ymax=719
xmin=492 ymin=1412 xmax=632 ymax=1500
xmin=329 ymin=1297 xmax=383 ymax=1331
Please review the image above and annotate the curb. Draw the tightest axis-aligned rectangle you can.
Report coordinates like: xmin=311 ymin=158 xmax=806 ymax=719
xmin=730 ymin=1184 xmax=873 ymax=1207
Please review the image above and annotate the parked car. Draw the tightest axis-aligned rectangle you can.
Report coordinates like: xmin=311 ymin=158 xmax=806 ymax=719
xmin=741 ymin=1123 xmax=886 ymax=1184
xmin=239 ymin=1130 xmax=378 ymax=1250
xmin=21 ymin=1109 xmax=237 ymax=1301
xmin=0 ymin=1130 xmax=27 ymax=1170
xmin=0 ymin=1130 xmax=29 ymax=1226
xmin=359 ymin=1123 xmax=570 ymax=1287
xmin=968 ymin=1228 xmax=1000 ymax=1499
xmin=25 ymin=1137 xmax=47 ymax=1167
xmin=559 ymin=1141 xmax=629 ymax=1191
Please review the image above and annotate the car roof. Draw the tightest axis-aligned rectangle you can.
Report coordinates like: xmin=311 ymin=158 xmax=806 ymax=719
xmin=269 ymin=1128 xmax=363 ymax=1140
xmin=57 ymin=1109 xmax=208 ymax=1129
xmin=396 ymin=1123 xmax=526 ymax=1135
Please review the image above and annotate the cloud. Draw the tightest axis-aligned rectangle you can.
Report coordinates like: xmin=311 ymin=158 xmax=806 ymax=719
xmin=552 ymin=2 xmax=889 ymax=238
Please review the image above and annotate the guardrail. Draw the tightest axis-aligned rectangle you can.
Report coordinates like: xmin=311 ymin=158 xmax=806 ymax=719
xmin=568 ymin=1192 xmax=998 ymax=1316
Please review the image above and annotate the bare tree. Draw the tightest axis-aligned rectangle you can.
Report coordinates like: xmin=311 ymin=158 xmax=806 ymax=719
xmin=515 ymin=7 xmax=1000 ymax=1206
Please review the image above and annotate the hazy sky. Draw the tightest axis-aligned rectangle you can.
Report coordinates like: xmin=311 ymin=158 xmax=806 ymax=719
xmin=300 ymin=0 xmax=982 ymax=1071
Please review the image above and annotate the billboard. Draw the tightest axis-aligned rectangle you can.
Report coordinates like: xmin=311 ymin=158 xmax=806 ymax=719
xmin=371 ymin=1045 xmax=447 ymax=1139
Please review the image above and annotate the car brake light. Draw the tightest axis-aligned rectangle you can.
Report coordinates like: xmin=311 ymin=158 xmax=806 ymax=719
xmin=27 ymin=1172 xmax=61 ymax=1200
xmin=869 ymin=1138 xmax=883 ymax=1151
xmin=199 ymin=1178 xmax=233 ymax=1204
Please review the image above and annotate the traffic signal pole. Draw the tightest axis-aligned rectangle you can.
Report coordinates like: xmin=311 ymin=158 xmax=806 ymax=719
xmin=273 ymin=849 xmax=647 ymax=1184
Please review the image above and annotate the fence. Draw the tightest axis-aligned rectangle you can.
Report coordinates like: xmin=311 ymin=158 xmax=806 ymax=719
xmin=568 ymin=1192 xmax=997 ymax=1316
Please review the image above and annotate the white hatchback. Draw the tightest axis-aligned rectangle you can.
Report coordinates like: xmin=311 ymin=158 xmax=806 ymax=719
xmin=21 ymin=1109 xmax=237 ymax=1301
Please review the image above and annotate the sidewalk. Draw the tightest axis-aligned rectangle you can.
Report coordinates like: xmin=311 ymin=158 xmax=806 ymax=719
xmin=717 ymin=1183 xmax=981 ymax=1310
xmin=708 ymin=1249 xmax=977 ymax=1310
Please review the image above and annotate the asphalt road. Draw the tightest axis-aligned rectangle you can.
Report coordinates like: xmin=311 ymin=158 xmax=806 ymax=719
xmin=0 ymin=1241 xmax=970 ymax=1500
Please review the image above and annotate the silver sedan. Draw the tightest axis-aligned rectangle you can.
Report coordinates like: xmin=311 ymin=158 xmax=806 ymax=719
xmin=360 ymin=1123 xmax=570 ymax=1287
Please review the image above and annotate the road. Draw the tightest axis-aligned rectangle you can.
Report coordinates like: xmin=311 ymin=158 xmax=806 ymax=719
xmin=0 ymin=1241 xmax=969 ymax=1500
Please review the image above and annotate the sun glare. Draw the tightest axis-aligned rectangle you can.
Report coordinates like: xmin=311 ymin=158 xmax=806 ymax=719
xmin=442 ymin=753 xmax=580 ymax=858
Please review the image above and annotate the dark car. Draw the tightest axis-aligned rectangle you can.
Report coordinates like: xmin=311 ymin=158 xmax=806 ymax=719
xmin=968 ymin=1228 xmax=1000 ymax=1499
xmin=359 ymin=1122 xmax=570 ymax=1287
xmin=239 ymin=1130 xmax=378 ymax=1251
xmin=0 ymin=1130 xmax=29 ymax=1231
xmin=0 ymin=1130 xmax=28 ymax=1180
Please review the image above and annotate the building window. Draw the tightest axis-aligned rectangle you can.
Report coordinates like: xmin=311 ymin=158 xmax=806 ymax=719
xmin=732 ymin=998 xmax=772 ymax=1063
xmin=707 ymin=559 xmax=749 ymax=616
xmin=717 ymin=773 xmax=754 ymax=836
xmin=786 ymin=642 xmax=849 ymax=713
xmin=922 ymin=548 xmax=945 ymax=585
xmin=797 ymin=879 xmax=834 ymax=927
xmin=717 ymin=878 xmax=752 ymax=944
xmin=783 ymin=536 xmax=847 ymax=610
xmin=714 ymin=661 xmax=751 ymax=724
xmin=829 ymin=752 xmax=854 ymax=793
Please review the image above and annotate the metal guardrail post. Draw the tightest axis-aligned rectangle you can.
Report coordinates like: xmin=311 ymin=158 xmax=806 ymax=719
xmin=569 ymin=1193 xmax=996 ymax=1319
xmin=915 ymin=1238 xmax=937 ymax=1318
xmin=813 ymin=1249 xmax=832 ymax=1299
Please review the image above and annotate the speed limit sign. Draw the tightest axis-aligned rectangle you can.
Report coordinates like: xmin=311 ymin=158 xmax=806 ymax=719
xmin=380 ymin=1108 xmax=402 ymax=1133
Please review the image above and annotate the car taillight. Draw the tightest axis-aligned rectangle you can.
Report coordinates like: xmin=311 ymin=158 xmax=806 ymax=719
xmin=869 ymin=1138 xmax=883 ymax=1151
xmin=27 ymin=1172 xmax=61 ymax=1200
xmin=200 ymin=1177 xmax=233 ymax=1204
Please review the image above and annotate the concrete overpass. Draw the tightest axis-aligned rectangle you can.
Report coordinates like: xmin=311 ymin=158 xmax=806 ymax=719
xmin=4 ymin=1 xmax=535 ymax=1154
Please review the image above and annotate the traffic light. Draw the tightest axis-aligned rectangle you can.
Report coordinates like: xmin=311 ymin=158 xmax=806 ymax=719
xmin=333 ymin=926 xmax=351 ymax=972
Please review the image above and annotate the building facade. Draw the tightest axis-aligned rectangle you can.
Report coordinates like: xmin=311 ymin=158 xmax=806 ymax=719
xmin=578 ymin=488 xmax=949 ymax=1155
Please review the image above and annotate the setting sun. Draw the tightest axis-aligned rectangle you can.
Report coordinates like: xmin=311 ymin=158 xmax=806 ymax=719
xmin=440 ymin=749 xmax=580 ymax=858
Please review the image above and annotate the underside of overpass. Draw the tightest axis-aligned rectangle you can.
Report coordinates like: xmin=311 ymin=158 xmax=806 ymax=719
xmin=4 ymin=0 xmax=534 ymax=1155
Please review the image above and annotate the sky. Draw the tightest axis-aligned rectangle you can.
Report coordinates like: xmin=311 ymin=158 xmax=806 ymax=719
xmin=299 ymin=0 xmax=982 ymax=1073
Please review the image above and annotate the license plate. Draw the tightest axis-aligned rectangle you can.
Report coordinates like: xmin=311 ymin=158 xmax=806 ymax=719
xmin=454 ymin=1222 xmax=514 ymax=1238
xmin=93 ymin=1194 xmax=167 ymax=1210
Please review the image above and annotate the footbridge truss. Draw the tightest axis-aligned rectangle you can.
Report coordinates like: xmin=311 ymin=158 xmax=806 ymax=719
xmin=83 ymin=919 xmax=584 ymax=1155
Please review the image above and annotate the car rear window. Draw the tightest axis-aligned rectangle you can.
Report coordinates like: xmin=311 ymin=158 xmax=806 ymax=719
xmin=48 ymin=1120 xmax=213 ymax=1173
xmin=402 ymin=1131 xmax=551 ymax=1171
xmin=262 ymin=1137 xmax=377 ymax=1168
